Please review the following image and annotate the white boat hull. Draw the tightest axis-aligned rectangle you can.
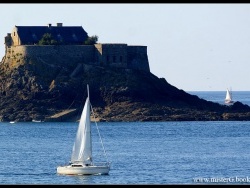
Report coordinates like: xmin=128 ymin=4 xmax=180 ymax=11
xmin=225 ymin=100 xmax=234 ymax=104
xmin=57 ymin=165 xmax=110 ymax=175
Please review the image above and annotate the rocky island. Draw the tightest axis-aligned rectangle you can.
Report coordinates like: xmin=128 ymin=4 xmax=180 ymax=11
xmin=1 ymin=23 xmax=250 ymax=122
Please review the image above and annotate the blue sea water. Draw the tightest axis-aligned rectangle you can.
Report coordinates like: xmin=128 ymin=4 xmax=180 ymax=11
xmin=188 ymin=91 xmax=250 ymax=106
xmin=1 ymin=91 xmax=250 ymax=185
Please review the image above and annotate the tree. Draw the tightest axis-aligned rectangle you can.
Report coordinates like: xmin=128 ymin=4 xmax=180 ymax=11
xmin=38 ymin=33 xmax=58 ymax=45
xmin=84 ymin=35 xmax=98 ymax=45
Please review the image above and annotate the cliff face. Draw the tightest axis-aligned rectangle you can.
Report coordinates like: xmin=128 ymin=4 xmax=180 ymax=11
xmin=0 ymin=53 xmax=250 ymax=122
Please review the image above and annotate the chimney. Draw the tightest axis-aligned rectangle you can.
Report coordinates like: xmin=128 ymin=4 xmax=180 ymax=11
xmin=48 ymin=23 xmax=52 ymax=28
xmin=57 ymin=23 xmax=63 ymax=27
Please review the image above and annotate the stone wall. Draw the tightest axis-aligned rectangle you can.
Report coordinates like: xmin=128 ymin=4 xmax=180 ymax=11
xmin=127 ymin=45 xmax=150 ymax=72
xmin=11 ymin=27 xmax=20 ymax=46
xmin=95 ymin=43 xmax=128 ymax=69
xmin=4 ymin=44 xmax=150 ymax=72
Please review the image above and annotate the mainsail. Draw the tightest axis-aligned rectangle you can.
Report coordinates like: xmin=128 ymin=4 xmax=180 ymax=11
xmin=225 ymin=88 xmax=232 ymax=103
xmin=71 ymin=85 xmax=92 ymax=165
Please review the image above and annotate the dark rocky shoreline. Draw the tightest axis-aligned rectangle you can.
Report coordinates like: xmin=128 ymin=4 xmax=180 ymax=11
xmin=1 ymin=55 xmax=250 ymax=122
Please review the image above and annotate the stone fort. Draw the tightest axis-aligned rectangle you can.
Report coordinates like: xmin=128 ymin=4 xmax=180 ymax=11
xmin=3 ymin=23 xmax=150 ymax=72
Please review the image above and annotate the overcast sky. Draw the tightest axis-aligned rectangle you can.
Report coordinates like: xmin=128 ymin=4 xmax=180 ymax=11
xmin=0 ymin=3 xmax=249 ymax=91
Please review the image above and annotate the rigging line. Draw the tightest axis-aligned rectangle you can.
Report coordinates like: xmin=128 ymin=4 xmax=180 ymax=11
xmin=67 ymin=85 xmax=88 ymax=111
xmin=76 ymin=88 xmax=88 ymax=120
xmin=90 ymin=103 xmax=109 ymax=162
xmin=71 ymin=88 xmax=88 ymax=121
xmin=66 ymin=93 xmax=80 ymax=110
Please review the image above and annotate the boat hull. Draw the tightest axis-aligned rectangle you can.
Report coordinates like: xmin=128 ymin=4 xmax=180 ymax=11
xmin=225 ymin=100 xmax=234 ymax=104
xmin=57 ymin=165 xmax=110 ymax=175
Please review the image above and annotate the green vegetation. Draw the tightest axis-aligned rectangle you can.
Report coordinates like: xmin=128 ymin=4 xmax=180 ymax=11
xmin=38 ymin=33 xmax=98 ymax=45
xmin=38 ymin=33 xmax=59 ymax=45
xmin=84 ymin=35 xmax=98 ymax=45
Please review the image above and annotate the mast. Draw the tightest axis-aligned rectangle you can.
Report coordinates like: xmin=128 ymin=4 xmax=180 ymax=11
xmin=87 ymin=84 xmax=89 ymax=98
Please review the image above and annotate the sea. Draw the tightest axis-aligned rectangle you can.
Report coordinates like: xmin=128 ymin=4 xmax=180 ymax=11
xmin=1 ymin=91 xmax=250 ymax=185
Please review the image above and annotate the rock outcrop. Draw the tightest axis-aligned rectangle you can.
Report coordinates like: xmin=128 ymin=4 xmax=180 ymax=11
xmin=0 ymin=53 xmax=250 ymax=122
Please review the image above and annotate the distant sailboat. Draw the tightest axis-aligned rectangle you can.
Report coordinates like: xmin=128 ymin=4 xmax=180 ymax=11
xmin=225 ymin=88 xmax=234 ymax=104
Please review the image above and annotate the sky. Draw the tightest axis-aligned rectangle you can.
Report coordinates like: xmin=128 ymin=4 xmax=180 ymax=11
xmin=0 ymin=3 xmax=250 ymax=91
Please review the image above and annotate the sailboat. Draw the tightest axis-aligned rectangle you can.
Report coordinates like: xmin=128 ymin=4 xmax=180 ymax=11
xmin=225 ymin=88 xmax=234 ymax=104
xmin=57 ymin=84 xmax=111 ymax=175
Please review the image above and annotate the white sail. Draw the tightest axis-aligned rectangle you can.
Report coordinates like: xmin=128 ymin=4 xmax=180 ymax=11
xmin=225 ymin=88 xmax=234 ymax=104
xmin=225 ymin=89 xmax=231 ymax=101
xmin=71 ymin=85 xmax=92 ymax=165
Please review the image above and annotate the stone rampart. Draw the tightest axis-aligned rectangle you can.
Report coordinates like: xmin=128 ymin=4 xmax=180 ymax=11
xmin=4 ymin=44 xmax=150 ymax=72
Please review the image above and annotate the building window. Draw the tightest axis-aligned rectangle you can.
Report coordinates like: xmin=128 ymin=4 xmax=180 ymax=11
xmin=113 ymin=56 xmax=116 ymax=63
xmin=14 ymin=32 xmax=15 ymax=36
xmin=120 ymin=56 xmax=123 ymax=62
xmin=106 ymin=55 xmax=109 ymax=62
